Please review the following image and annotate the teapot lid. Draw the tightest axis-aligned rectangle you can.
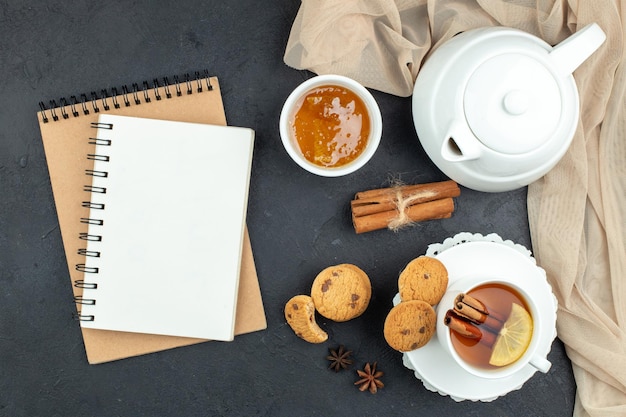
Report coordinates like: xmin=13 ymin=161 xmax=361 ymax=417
xmin=463 ymin=53 xmax=563 ymax=154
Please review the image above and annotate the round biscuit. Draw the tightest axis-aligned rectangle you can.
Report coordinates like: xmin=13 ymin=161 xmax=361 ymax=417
xmin=398 ymin=256 xmax=448 ymax=305
xmin=310 ymin=264 xmax=371 ymax=322
xmin=383 ymin=300 xmax=436 ymax=352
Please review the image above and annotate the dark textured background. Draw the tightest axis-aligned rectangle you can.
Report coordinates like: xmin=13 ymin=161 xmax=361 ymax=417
xmin=0 ymin=1 xmax=575 ymax=416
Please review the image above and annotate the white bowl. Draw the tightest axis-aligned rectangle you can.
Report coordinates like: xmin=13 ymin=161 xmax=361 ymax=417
xmin=279 ymin=74 xmax=382 ymax=177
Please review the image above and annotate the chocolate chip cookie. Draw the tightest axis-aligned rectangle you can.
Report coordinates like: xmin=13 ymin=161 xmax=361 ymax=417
xmin=383 ymin=299 xmax=436 ymax=352
xmin=284 ymin=294 xmax=328 ymax=343
xmin=398 ymin=256 xmax=448 ymax=305
xmin=310 ymin=264 xmax=371 ymax=322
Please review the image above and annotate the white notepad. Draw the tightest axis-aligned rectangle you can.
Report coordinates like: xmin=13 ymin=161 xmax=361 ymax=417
xmin=77 ymin=114 xmax=254 ymax=341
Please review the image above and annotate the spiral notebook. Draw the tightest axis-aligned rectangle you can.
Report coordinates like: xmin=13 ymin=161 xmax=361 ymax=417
xmin=38 ymin=73 xmax=267 ymax=363
xmin=77 ymin=114 xmax=254 ymax=340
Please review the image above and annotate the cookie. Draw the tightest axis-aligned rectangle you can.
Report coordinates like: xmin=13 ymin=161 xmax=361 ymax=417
xmin=383 ymin=300 xmax=436 ymax=352
xmin=284 ymin=295 xmax=328 ymax=343
xmin=398 ymin=256 xmax=448 ymax=305
xmin=310 ymin=264 xmax=371 ymax=322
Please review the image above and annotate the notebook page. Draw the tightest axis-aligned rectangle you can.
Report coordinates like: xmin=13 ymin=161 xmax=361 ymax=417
xmin=79 ymin=114 xmax=254 ymax=341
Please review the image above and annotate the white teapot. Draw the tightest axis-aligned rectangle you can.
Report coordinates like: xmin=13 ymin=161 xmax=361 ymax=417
xmin=412 ymin=24 xmax=606 ymax=192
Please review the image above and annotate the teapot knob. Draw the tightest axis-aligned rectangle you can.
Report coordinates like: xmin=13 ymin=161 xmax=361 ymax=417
xmin=503 ymin=90 xmax=529 ymax=115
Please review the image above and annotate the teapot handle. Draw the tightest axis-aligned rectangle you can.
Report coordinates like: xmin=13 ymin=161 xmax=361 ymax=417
xmin=549 ymin=23 xmax=606 ymax=77
xmin=440 ymin=121 xmax=482 ymax=162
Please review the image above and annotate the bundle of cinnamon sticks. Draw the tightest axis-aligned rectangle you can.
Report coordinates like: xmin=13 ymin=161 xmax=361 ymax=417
xmin=351 ymin=180 xmax=461 ymax=234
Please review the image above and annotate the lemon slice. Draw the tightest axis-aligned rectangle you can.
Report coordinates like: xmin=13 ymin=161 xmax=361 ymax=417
xmin=489 ymin=303 xmax=533 ymax=367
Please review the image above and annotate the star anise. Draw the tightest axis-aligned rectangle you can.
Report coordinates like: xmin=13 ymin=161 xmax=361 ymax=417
xmin=326 ymin=345 xmax=353 ymax=372
xmin=354 ymin=362 xmax=384 ymax=394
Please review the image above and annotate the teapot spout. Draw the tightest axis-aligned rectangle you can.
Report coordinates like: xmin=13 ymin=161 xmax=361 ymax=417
xmin=440 ymin=121 xmax=482 ymax=162
xmin=549 ymin=23 xmax=606 ymax=77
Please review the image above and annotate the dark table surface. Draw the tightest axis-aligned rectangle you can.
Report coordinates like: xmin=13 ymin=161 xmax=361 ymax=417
xmin=0 ymin=1 xmax=576 ymax=416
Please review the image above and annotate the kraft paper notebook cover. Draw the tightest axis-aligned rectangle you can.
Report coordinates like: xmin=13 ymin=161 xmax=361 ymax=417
xmin=37 ymin=73 xmax=266 ymax=363
xmin=79 ymin=114 xmax=254 ymax=341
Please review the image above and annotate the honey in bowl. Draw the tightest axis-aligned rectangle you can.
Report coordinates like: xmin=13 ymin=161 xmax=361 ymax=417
xmin=291 ymin=85 xmax=370 ymax=168
xmin=446 ymin=283 xmax=534 ymax=370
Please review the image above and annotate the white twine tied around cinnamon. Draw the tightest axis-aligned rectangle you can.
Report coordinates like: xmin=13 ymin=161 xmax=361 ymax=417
xmin=387 ymin=188 xmax=437 ymax=231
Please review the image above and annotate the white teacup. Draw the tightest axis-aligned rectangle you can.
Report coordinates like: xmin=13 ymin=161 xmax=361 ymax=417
xmin=436 ymin=275 xmax=552 ymax=379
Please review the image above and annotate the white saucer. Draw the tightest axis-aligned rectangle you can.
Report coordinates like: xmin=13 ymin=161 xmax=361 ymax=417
xmin=398 ymin=233 xmax=558 ymax=402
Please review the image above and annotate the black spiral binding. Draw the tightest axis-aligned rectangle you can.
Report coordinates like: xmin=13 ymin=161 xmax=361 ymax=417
xmin=71 ymin=121 xmax=114 ymax=322
xmin=38 ymin=70 xmax=213 ymax=123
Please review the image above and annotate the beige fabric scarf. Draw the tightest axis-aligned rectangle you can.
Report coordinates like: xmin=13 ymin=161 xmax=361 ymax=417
xmin=284 ymin=1 xmax=626 ymax=415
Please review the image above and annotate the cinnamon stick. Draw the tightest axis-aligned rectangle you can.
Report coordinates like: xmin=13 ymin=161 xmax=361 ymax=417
xmin=454 ymin=302 xmax=502 ymax=332
xmin=351 ymin=180 xmax=460 ymax=217
xmin=352 ymin=197 xmax=454 ymax=234
xmin=444 ymin=310 xmax=497 ymax=347
xmin=454 ymin=293 xmax=506 ymax=329
xmin=455 ymin=293 xmax=488 ymax=315
xmin=444 ymin=310 xmax=482 ymax=339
